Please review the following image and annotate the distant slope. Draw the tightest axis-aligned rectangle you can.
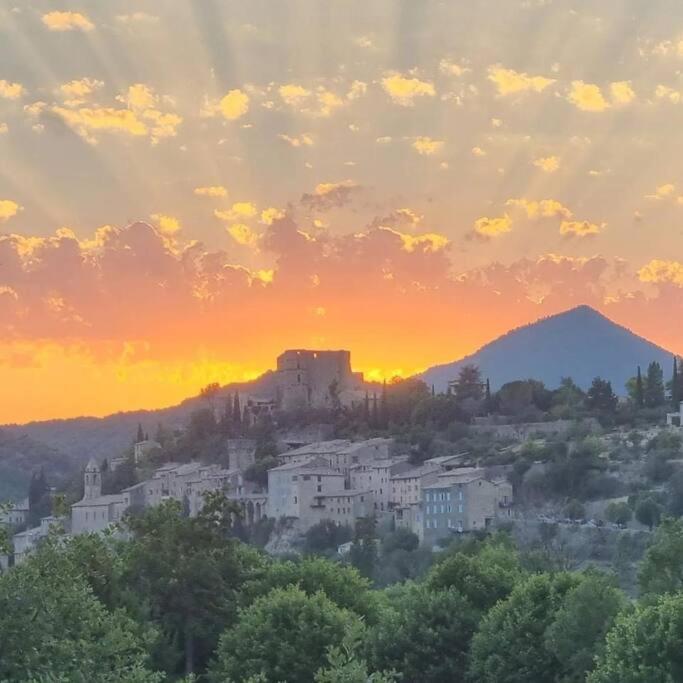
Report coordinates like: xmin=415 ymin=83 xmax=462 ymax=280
xmin=0 ymin=373 xmax=277 ymax=496
xmin=421 ymin=305 xmax=675 ymax=394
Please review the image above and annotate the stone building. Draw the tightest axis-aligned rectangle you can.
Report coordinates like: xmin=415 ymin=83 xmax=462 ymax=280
xmin=390 ymin=463 xmax=443 ymax=508
xmin=309 ymin=490 xmax=373 ymax=527
xmin=350 ymin=458 xmax=411 ymax=512
xmin=275 ymin=349 xmax=365 ymax=410
xmin=421 ymin=469 xmax=513 ymax=544
xmin=0 ymin=498 xmax=29 ymax=527
xmin=267 ymin=457 xmax=346 ymax=524
xmin=71 ymin=459 xmax=126 ymax=535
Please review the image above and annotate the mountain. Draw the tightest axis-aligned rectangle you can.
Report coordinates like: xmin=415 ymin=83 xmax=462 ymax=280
xmin=421 ymin=305 xmax=675 ymax=394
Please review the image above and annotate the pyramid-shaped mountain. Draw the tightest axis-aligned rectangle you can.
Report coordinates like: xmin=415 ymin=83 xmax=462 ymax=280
xmin=421 ymin=305 xmax=676 ymax=394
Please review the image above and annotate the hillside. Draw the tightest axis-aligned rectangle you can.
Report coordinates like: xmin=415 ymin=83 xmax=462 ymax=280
xmin=0 ymin=373 xmax=277 ymax=499
xmin=421 ymin=305 xmax=675 ymax=393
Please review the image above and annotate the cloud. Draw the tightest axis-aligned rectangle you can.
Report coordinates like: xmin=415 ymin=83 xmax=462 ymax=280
xmin=226 ymin=223 xmax=259 ymax=246
xmin=194 ymin=186 xmax=228 ymax=198
xmin=439 ymin=59 xmax=469 ymax=77
xmin=412 ymin=137 xmax=444 ymax=155
xmin=301 ymin=181 xmax=360 ymax=210
xmin=261 ymin=208 xmax=286 ymax=225
xmin=0 ymin=199 xmax=22 ymax=222
xmin=645 ymin=183 xmax=676 ymax=200
xmin=506 ymin=198 xmax=572 ymax=219
xmin=399 ymin=231 xmax=450 ymax=252
xmin=0 ymin=123 xmax=7 ymax=134
xmin=655 ymin=85 xmax=682 ymax=104
xmin=559 ymin=220 xmax=605 ymax=237
xmin=487 ymin=66 xmax=555 ymax=95
xmin=42 ymin=11 xmax=94 ymax=32
xmin=48 ymin=84 xmax=182 ymax=144
xmin=566 ymin=81 xmax=633 ymax=112
xmin=473 ymin=214 xmax=513 ymax=238
xmin=533 ymin=155 xmax=561 ymax=173
xmin=59 ymin=78 xmax=103 ymax=105
xmin=277 ymin=83 xmax=355 ymax=117
xmin=0 ymin=80 xmax=25 ymax=100
xmin=638 ymin=259 xmax=683 ymax=286
xmin=278 ymin=133 xmax=314 ymax=147
xmin=150 ymin=214 xmax=182 ymax=235
xmin=610 ymin=81 xmax=636 ymax=105
xmin=214 ymin=202 xmax=258 ymax=222
xmin=370 ymin=208 xmax=423 ymax=229
xmin=381 ymin=73 xmax=436 ymax=106
xmin=472 ymin=147 xmax=487 ymax=157
xmin=219 ymin=89 xmax=250 ymax=120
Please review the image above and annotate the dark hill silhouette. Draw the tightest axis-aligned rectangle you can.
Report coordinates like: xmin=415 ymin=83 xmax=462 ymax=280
xmin=421 ymin=305 xmax=675 ymax=394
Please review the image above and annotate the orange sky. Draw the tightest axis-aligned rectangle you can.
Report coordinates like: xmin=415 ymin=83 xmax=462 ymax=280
xmin=1 ymin=0 xmax=683 ymax=423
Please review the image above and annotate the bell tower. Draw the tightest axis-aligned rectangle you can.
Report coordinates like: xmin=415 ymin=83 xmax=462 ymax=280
xmin=84 ymin=458 xmax=101 ymax=500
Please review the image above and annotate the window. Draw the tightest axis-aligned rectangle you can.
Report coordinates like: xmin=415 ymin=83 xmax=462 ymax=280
xmin=459 ymin=491 xmax=463 ymax=500
xmin=317 ymin=485 xmax=322 ymax=492
xmin=447 ymin=504 xmax=452 ymax=513
xmin=317 ymin=476 xmax=322 ymax=482
xmin=458 ymin=504 xmax=463 ymax=513
xmin=303 ymin=475 xmax=310 ymax=481
xmin=294 ymin=496 xmax=298 ymax=504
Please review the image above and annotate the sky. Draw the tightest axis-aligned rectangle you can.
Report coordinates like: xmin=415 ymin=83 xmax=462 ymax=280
xmin=1 ymin=0 xmax=683 ymax=424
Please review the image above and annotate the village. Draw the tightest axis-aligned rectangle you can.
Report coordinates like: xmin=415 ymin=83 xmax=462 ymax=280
xmin=1 ymin=350 xmax=516 ymax=565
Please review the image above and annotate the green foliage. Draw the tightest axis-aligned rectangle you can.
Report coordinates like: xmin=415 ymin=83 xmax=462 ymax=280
xmin=426 ymin=536 xmax=522 ymax=612
xmin=564 ymin=498 xmax=586 ymax=521
xmin=367 ymin=583 xmax=479 ymax=683
xmin=0 ymin=545 xmax=161 ymax=682
xmin=349 ymin=516 xmax=378 ymax=580
xmin=586 ymin=377 xmax=618 ymax=413
xmin=241 ymin=556 xmax=376 ymax=622
xmin=211 ymin=586 xmax=360 ymax=683
xmin=644 ymin=361 xmax=666 ymax=408
xmin=304 ymin=520 xmax=353 ymax=555
xmin=635 ymin=497 xmax=662 ymax=530
xmin=605 ymin=501 xmax=632 ymax=526
xmin=468 ymin=572 xmax=581 ymax=682
xmin=590 ymin=593 xmax=683 ymax=683
xmin=639 ymin=517 xmax=683 ymax=596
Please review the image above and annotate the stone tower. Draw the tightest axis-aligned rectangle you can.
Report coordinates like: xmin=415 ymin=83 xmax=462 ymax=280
xmin=83 ymin=457 xmax=102 ymax=500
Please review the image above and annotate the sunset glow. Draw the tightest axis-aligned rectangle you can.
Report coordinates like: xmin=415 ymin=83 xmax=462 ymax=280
xmin=1 ymin=0 xmax=683 ymax=423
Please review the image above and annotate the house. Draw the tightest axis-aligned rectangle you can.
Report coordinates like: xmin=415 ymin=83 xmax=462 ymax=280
xmin=391 ymin=463 xmax=443 ymax=508
xmin=421 ymin=469 xmax=513 ymax=544
xmin=267 ymin=457 xmax=346 ymax=526
xmin=424 ymin=453 xmax=471 ymax=471
xmin=277 ymin=438 xmax=394 ymax=479
xmin=0 ymin=498 xmax=29 ymax=527
xmin=309 ymin=489 xmax=374 ymax=528
xmin=12 ymin=516 xmax=63 ymax=565
xmin=350 ymin=458 xmax=411 ymax=512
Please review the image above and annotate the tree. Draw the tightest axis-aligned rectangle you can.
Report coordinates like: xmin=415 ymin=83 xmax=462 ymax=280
xmin=635 ymin=497 xmax=662 ymax=531
xmin=232 ymin=391 xmax=242 ymax=432
xmin=28 ymin=467 xmax=51 ymax=526
xmin=450 ymin=364 xmax=484 ymax=403
xmin=211 ymin=586 xmax=360 ymax=683
xmin=636 ymin=366 xmax=644 ymax=408
xmin=544 ymin=571 xmax=626 ymax=683
xmin=605 ymin=501 xmax=632 ymax=527
xmin=469 ymin=573 xmax=581 ymax=683
xmin=564 ymin=499 xmax=586 ymax=521
xmin=136 ymin=422 xmax=145 ymax=443
xmin=590 ymin=593 xmax=683 ymax=683
xmin=316 ymin=622 xmax=396 ymax=683
xmin=639 ymin=517 xmax=683 ymax=596
xmin=586 ymin=377 xmax=618 ymax=413
xmin=367 ymin=583 xmax=479 ymax=683
xmin=241 ymin=556 xmax=376 ymax=622
xmin=349 ymin=517 xmax=378 ymax=580
xmin=671 ymin=357 xmax=680 ymax=408
xmin=644 ymin=361 xmax=666 ymax=408
xmin=305 ymin=519 xmax=353 ymax=554
xmin=427 ymin=536 xmax=522 ymax=612
xmin=0 ymin=541 xmax=161 ymax=682
xmin=121 ymin=500 xmax=250 ymax=676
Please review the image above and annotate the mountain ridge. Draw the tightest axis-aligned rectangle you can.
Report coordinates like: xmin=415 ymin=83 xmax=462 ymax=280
xmin=420 ymin=304 xmax=675 ymax=393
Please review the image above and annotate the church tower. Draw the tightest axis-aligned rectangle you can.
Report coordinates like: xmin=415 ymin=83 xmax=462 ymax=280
xmin=83 ymin=458 xmax=101 ymax=500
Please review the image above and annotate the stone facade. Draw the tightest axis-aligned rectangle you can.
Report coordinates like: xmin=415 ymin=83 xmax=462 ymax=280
xmin=421 ymin=469 xmax=513 ymax=544
xmin=667 ymin=401 xmax=683 ymax=428
xmin=391 ymin=463 xmax=443 ymax=507
xmin=275 ymin=349 xmax=365 ymax=410
xmin=350 ymin=458 xmax=410 ymax=512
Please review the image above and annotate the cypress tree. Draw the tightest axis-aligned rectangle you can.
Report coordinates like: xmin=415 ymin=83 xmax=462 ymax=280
xmin=136 ymin=423 xmax=144 ymax=443
xmin=371 ymin=393 xmax=379 ymax=428
xmin=232 ymin=392 xmax=242 ymax=431
xmin=364 ymin=391 xmax=370 ymax=421
xmin=485 ymin=378 xmax=492 ymax=402
xmin=673 ymin=357 xmax=680 ymax=407
xmin=636 ymin=366 xmax=644 ymax=408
